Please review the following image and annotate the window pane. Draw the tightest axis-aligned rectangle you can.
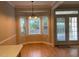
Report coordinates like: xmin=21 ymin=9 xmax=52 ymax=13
xmin=42 ymin=16 xmax=48 ymax=34
xmin=56 ymin=17 xmax=65 ymax=41
xmin=55 ymin=10 xmax=78 ymax=15
xmin=19 ymin=16 xmax=26 ymax=34
xmin=69 ymin=17 xmax=78 ymax=41
xmin=29 ymin=17 xmax=40 ymax=34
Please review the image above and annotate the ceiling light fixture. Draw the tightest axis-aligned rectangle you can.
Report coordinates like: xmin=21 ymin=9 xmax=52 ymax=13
xmin=29 ymin=1 xmax=38 ymax=20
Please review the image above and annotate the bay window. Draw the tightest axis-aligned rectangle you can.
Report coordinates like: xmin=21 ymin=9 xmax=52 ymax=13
xmin=19 ymin=16 xmax=48 ymax=35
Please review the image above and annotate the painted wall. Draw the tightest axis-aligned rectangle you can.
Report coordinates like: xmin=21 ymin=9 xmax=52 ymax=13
xmin=0 ymin=2 xmax=16 ymax=44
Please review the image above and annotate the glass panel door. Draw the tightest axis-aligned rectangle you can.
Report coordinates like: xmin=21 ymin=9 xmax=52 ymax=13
xmin=56 ymin=17 xmax=65 ymax=41
xmin=69 ymin=17 xmax=78 ymax=41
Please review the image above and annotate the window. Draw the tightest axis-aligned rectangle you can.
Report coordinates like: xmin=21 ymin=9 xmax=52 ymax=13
xmin=19 ymin=16 xmax=26 ymax=34
xmin=56 ymin=17 xmax=65 ymax=41
xmin=19 ymin=16 xmax=48 ymax=35
xmin=55 ymin=10 xmax=78 ymax=15
xmin=29 ymin=17 xmax=40 ymax=34
xmin=42 ymin=16 xmax=48 ymax=34
xmin=69 ymin=17 xmax=78 ymax=41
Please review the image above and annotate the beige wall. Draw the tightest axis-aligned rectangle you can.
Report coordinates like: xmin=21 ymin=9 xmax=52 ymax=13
xmin=0 ymin=2 xmax=16 ymax=44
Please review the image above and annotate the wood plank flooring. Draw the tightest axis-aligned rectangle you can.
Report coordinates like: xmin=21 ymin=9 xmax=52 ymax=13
xmin=20 ymin=43 xmax=79 ymax=57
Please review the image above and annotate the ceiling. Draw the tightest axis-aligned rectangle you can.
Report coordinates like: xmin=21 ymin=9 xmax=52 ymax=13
xmin=8 ymin=1 xmax=56 ymax=8
xmin=8 ymin=1 xmax=79 ymax=15
xmin=63 ymin=1 xmax=79 ymax=4
xmin=8 ymin=1 xmax=79 ymax=9
xmin=57 ymin=1 xmax=79 ymax=9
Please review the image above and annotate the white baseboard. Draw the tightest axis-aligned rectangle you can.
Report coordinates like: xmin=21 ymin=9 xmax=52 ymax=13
xmin=0 ymin=34 xmax=16 ymax=44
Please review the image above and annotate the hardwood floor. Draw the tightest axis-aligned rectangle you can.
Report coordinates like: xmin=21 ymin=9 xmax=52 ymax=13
xmin=20 ymin=43 xmax=79 ymax=57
